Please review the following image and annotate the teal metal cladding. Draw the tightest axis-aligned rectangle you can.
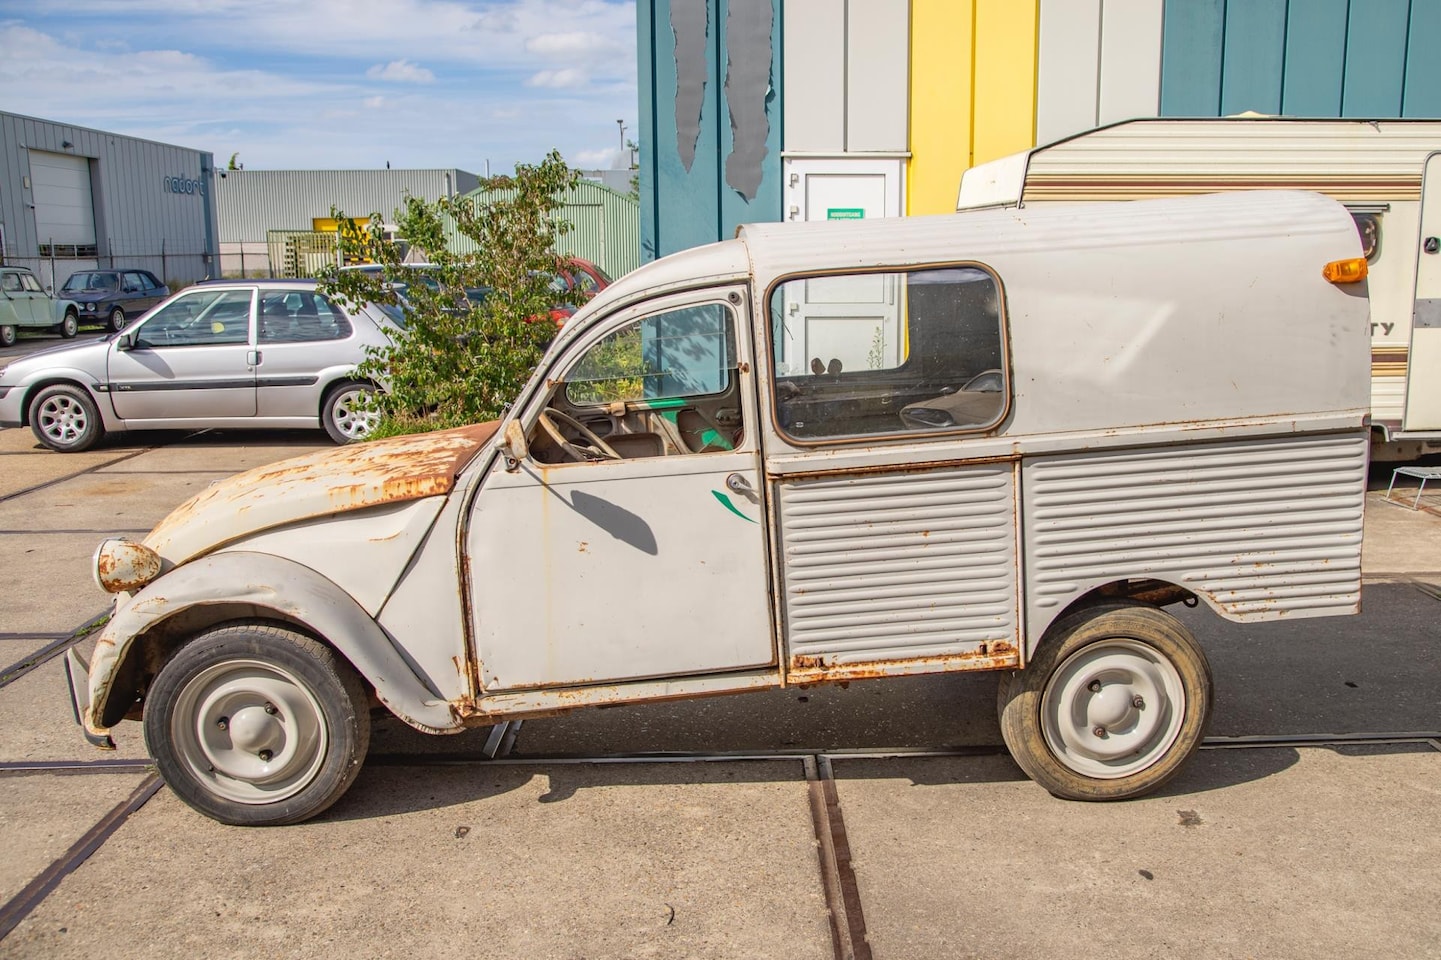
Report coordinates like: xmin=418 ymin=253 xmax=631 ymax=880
xmin=1160 ymin=0 xmax=1441 ymax=118
xmin=638 ymin=0 xmax=782 ymax=262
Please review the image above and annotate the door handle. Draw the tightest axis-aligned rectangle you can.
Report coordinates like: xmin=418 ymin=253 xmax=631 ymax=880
xmin=726 ymin=473 xmax=753 ymax=494
xmin=247 ymin=350 xmax=261 ymax=366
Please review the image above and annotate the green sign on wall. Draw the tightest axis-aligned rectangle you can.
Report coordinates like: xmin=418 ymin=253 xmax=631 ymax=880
xmin=826 ymin=208 xmax=865 ymax=220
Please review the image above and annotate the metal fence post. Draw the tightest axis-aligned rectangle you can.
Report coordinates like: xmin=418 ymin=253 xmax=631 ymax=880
xmin=161 ymin=238 xmax=167 ymax=287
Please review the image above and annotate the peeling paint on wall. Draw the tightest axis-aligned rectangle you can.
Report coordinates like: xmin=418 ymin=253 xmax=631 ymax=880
xmin=723 ymin=0 xmax=774 ymax=201
xmin=672 ymin=0 xmax=709 ymax=174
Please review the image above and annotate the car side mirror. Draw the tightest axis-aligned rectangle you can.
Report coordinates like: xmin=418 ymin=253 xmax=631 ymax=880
xmin=115 ymin=332 xmax=135 ymax=352
xmin=502 ymin=419 xmax=528 ymax=469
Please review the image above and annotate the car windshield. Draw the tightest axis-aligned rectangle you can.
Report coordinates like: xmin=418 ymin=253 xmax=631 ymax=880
xmin=62 ymin=273 xmax=117 ymax=292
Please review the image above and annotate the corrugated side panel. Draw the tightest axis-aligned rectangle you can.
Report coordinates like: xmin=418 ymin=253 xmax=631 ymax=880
xmin=1023 ymin=434 xmax=1368 ymax=640
xmin=778 ymin=464 xmax=1018 ymax=665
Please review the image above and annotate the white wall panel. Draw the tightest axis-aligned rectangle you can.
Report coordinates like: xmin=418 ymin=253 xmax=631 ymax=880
xmin=1037 ymin=0 xmax=1102 ymax=144
xmin=845 ymin=0 xmax=910 ymax=152
xmin=783 ymin=0 xmax=846 ymax=151
xmin=1098 ymin=0 xmax=1164 ymax=125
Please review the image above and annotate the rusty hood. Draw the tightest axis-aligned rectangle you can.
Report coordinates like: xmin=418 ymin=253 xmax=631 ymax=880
xmin=143 ymin=421 xmax=499 ymax=565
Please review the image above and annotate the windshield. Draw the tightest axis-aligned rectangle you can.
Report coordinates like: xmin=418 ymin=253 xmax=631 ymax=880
xmin=62 ymin=272 xmax=117 ymax=292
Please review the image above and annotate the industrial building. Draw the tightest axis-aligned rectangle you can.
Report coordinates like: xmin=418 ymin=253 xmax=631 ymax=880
xmin=0 ymin=110 xmax=219 ymax=291
xmin=214 ymin=168 xmax=481 ymax=277
xmin=638 ymin=0 xmax=1441 ymax=260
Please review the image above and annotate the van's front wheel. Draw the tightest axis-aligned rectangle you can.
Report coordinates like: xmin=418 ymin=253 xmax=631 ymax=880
xmin=144 ymin=623 xmax=371 ymax=825
xmin=998 ymin=603 xmax=1211 ymax=800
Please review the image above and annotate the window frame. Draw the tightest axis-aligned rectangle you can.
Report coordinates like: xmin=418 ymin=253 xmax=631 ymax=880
xmin=560 ymin=298 xmax=741 ymax=410
xmin=762 ymin=260 xmax=1013 ymax=447
xmin=131 ymin=287 xmax=256 ymax=349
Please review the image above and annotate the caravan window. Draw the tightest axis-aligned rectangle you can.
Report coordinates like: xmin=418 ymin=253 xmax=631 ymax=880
xmin=768 ymin=266 xmax=1008 ymax=442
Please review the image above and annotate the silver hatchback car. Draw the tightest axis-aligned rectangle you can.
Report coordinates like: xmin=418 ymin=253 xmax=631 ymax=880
xmin=0 ymin=280 xmax=400 ymax=452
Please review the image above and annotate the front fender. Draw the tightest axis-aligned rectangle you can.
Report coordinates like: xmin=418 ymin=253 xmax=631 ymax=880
xmin=86 ymin=551 xmax=465 ymax=739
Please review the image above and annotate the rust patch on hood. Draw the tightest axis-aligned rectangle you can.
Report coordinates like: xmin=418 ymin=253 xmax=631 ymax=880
xmin=144 ymin=421 xmax=499 ymax=565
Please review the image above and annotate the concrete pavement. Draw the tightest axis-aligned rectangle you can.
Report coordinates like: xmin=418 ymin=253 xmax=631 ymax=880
xmin=0 ymin=425 xmax=1438 ymax=959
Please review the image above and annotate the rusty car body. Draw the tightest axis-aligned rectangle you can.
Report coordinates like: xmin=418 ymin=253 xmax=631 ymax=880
xmin=66 ymin=191 xmax=1372 ymax=824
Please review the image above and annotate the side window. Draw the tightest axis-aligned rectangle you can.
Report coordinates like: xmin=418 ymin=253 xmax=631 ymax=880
xmin=770 ymin=266 xmax=1007 ymax=441
xmin=134 ymin=290 xmax=252 ymax=347
xmin=566 ymin=302 xmax=734 ymax=406
xmin=20 ymin=273 xmax=43 ymax=293
xmin=122 ymin=272 xmax=144 ymax=293
xmin=141 ymin=272 xmax=163 ymax=290
xmin=2 ymin=273 xmax=22 ymax=292
xmin=570 ymin=269 xmax=599 ymax=295
xmin=533 ymin=300 xmax=741 ymax=463
xmin=258 ymin=290 xmax=352 ymax=343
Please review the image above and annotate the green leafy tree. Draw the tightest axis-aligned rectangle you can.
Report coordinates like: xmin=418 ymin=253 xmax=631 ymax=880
xmin=321 ymin=151 xmax=584 ymax=438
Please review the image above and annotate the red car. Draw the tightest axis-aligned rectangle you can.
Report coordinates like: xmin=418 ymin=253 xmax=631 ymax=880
xmin=544 ymin=257 xmax=613 ymax=327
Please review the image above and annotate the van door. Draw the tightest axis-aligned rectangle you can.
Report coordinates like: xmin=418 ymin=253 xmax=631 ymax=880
xmin=1404 ymin=152 xmax=1441 ymax=431
xmin=467 ymin=285 xmax=775 ymax=691
xmin=763 ymin=266 xmax=1022 ymax=678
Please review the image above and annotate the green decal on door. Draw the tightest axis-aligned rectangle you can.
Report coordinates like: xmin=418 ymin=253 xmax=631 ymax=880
xmin=711 ymin=489 xmax=758 ymax=522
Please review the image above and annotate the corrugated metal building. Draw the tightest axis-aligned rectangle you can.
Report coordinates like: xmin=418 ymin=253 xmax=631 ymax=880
xmin=639 ymin=0 xmax=1441 ymax=258
xmin=0 ymin=110 xmax=219 ymax=290
xmin=214 ymin=168 xmax=480 ymax=277
xmin=453 ymin=179 xmax=641 ymax=280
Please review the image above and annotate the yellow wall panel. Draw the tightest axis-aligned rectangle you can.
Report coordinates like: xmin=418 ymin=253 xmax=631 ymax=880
xmin=908 ymin=0 xmax=974 ymax=215
xmin=972 ymin=0 xmax=1039 ymax=171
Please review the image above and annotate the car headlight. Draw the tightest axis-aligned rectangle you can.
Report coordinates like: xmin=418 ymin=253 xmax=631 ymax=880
xmin=93 ymin=538 xmax=162 ymax=593
xmin=86 ymin=303 xmax=96 ymax=312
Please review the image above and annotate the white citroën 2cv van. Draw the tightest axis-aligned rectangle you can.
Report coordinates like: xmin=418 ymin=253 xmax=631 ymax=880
xmin=69 ymin=190 xmax=1372 ymax=825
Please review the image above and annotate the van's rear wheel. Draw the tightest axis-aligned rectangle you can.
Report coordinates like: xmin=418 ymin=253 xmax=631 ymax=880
xmin=144 ymin=623 xmax=370 ymax=826
xmin=998 ymin=603 xmax=1211 ymax=800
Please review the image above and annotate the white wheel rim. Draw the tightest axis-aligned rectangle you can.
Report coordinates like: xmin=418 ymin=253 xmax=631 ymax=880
xmin=170 ymin=658 xmax=329 ymax=805
xmin=110 ymin=308 xmax=126 ymax=329
xmin=1040 ymin=638 xmax=1186 ymax=780
xmin=37 ymin=395 xmax=89 ymax=445
xmin=331 ymin=388 xmax=377 ymax=439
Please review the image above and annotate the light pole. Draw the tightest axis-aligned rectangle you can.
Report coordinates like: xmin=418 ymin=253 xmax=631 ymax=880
xmin=617 ymin=120 xmax=626 ymax=168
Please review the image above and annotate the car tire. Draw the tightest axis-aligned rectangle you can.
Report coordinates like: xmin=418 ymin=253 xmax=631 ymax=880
xmin=322 ymin=381 xmax=379 ymax=445
xmin=997 ymin=602 xmax=1212 ymax=801
xmin=143 ymin=622 xmax=371 ymax=826
xmin=0 ymin=325 xmax=14 ymax=348
xmin=29 ymin=383 xmax=104 ymax=452
xmin=107 ymin=306 xmax=128 ymax=333
xmin=58 ymin=310 xmax=78 ymax=339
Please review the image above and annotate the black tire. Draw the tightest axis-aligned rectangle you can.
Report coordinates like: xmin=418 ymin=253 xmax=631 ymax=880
xmin=107 ymin=306 xmax=128 ymax=333
xmin=58 ymin=310 xmax=78 ymax=338
xmin=0 ymin=325 xmax=14 ymax=348
xmin=29 ymin=383 xmax=104 ymax=452
xmin=321 ymin=381 xmax=378 ymax=444
xmin=997 ymin=602 xmax=1212 ymax=801
xmin=143 ymin=622 xmax=371 ymax=826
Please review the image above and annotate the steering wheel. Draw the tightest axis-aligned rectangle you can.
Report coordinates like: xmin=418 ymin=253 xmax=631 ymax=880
xmin=537 ymin=408 xmax=622 ymax=462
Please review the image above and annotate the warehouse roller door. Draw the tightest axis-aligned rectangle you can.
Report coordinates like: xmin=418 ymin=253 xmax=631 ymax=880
xmin=30 ymin=151 xmax=96 ymax=250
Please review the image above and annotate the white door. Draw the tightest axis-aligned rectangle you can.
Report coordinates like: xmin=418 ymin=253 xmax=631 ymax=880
xmin=468 ymin=286 xmax=775 ymax=691
xmin=778 ymin=158 xmax=904 ymax=376
xmin=1405 ymin=153 xmax=1441 ymax=431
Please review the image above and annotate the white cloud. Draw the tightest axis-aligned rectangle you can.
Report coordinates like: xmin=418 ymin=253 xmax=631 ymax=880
xmin=0 ymin=12 xmax=638 ymax=174
xmin=526 ymin=68 xmax=588 ymax=89
xmin=366 ymin=59 xmax=434 ymax=83
xmin=572 ymin=147 xmax=622 ymax=168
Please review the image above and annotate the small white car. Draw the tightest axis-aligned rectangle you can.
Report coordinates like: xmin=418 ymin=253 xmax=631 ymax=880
xmin=68 ymin=191 xmax=1372 ymax=825
xmin=0 ymin=279 xmax=400 ymax=451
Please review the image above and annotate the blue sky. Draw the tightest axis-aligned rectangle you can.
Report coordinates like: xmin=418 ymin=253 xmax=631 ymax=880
xmin=0 ymin=0 xmax=638 ymax=174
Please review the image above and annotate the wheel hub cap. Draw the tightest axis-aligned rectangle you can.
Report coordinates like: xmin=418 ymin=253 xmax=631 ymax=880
xmin=172 ymin=660 xmax=328 ymax=803
xmin=1040 ymin=638 xmax=1186 ymax=779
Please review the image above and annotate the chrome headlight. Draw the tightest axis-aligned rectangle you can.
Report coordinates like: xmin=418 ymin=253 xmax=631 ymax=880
xmin=93 ymin=538 xmax=162 ymax=593
xmin=86 ymin=303 xmax=96 ymax=312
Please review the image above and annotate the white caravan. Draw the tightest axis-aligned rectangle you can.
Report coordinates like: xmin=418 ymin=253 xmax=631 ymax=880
xmin=68 ymin=191 xmax=1371 ymax=825
xmin=956 ymin=117 xmax=1441 ymax=460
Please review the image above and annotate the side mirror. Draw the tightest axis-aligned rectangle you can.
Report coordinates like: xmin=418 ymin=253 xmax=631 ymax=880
xmin=115 ymin=332 xmax=135 ymax=352
xmin=502 ymin=419 xmax=528 ymax=469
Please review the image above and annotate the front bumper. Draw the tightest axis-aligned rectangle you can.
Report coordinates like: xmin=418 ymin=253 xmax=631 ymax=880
xmin=64 ymin=647 xmax=116 ymax=749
